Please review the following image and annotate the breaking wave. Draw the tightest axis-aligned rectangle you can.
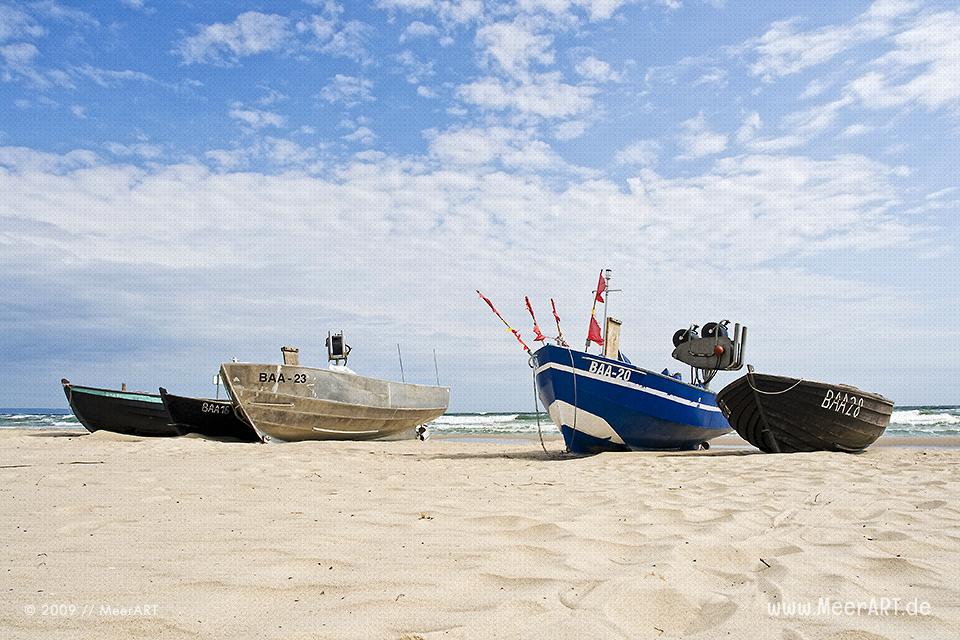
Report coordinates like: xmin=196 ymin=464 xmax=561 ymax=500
xmin=2 ymin=406 xmax=959 ymax=437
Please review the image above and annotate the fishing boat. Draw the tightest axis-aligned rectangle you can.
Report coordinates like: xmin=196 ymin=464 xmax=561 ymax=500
xmin=481 ymin=271 xmax=747 ymax=454
xmin=533 ymin=343 xmax=737 ymax=453
xmin=61 ymin=379 xmax=179 ymax=437
xmin=220 ymin=340 xmax=449 ymax=443
xmin=716 ymin=367 xmax=894 ymax=453
xmin=159 ymin=388 xmax=261 ymax=442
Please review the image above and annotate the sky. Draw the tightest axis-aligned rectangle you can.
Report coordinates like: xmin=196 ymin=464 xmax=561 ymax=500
xmin=1 ymin=0 xmax=958 ymax=410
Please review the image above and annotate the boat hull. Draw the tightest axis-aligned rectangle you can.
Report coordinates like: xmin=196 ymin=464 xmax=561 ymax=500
xmin=159 ymin=388 xmax=261 ymax=442
xmin=61 ymin=379 xmax=178 ymax=437
xmin=532 ymin=344 xmax=730 ymax=454
xmin=716 ymin=373 xmax=893 ymax=453
xmin=220 ymin=363 xmax=449 ymax=442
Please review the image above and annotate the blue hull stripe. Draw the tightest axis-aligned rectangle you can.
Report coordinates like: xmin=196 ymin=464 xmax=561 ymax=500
xmin=534 ymin=361 xmax=722 ymax=413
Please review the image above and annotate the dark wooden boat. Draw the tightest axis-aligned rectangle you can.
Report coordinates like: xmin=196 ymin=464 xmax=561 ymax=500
xmin=716 ymin=370 xmax=894 ymax=453
xmin=61 ymin=379 xmax=179 ymax=437
xmin=159 ymin=388 xmax=261 ymax=442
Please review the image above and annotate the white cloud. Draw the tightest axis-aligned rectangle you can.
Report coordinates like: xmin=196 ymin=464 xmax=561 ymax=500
xmin=399 ymin=20 xmax=440 ymax=42
xmin=575 ymin=55 xmax=621 ymax=82
xmin=692 ymin=67 xmax=727 ymax=88
xmin=515 ymin=0 xmax=635 ymax=22
xmin=31 ymin=1 xmax=99 ymax=28
xmin=175 ymin=12 xmax=293 ymax=65
xmin=476 ymin=20 xmax=554 ymax=79
xmin=107 ymin=142 xmax=163 ymax=159
xmin=396 ymin=49 xmax=434 ymax=84
xmin=343 ymin=126 xmax=377 ymax=145
xmin=735 ymin=111 xmax=761 ymax=144
xmin=417 ymin=85 xmax=438 ymax=98
xmin=0 ymin=42 xmax=74 ymax=89
xmin=228 ymin=106 xmax=287 ymax=129
xmin=375 ymin=0 xmax=483 ymax=26
xmin=676 ymin=113 xmax=727 ymax=160
xmin=457 ymin=72 xmax=597 ymax=119
xmin=72 ymin=64 xmax=156 ymax=87
xmin=0 ymin=41 xmax=39 ymax=66
xmin=746 ymin=0 xmax=919 ymax=80
xmin=319 ymin=74 xmax=375 ymax=106
xmin=615 ymin=140 xmax=659 ymax=166
xmin=426 ymin=125 xmax=593 ymax=175
xmin=319 ymin=20 xmax=375 ymax=63
xmin=552 ymin=119 xmax=588 ymax=140
xmin=840 ymin=123 xmax=872 ymax=137
xmin=847 ymin=10 xmax=960 ymax=112
xmin=0 ymin=145 xmax=939 ymax=408
xmin=0 ymin=5 xmax=46 ymax=42
xmin=69 ymin=104 xmax=86 ymax=119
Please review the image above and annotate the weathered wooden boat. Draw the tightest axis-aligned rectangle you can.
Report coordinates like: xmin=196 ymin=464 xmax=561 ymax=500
xmin=159 ymin=388 xmax=261 ymax=442
xmin=61 ymin=379 xmax=179 ymax=437
xmin=220 ymin=341 xmax=449 ymax=443
xmin=716 ymin=368 xmax=894 ymax=453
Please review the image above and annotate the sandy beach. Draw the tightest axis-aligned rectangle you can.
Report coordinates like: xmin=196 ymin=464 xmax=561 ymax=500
xmin=1 ymin=430 xmax=958 ymax=639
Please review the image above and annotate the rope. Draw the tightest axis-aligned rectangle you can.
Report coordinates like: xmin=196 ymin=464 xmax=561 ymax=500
xmin=746 ymin=376 xmax=805 ymax=395
xmin=566 ymin=347 xmax=578 ymax=454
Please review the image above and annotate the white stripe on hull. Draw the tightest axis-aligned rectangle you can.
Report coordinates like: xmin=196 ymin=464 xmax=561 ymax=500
xmin=535 ymin=362 xmax=722 ymax=413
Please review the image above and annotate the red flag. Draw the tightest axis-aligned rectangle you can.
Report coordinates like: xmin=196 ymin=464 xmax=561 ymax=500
xmin=595 ymin=270 xmax=607 ymax=303
xmin=524 ymin=296 xmax=547 ymax=343
xmin=587 ymin=314 xmax=604 ymax=346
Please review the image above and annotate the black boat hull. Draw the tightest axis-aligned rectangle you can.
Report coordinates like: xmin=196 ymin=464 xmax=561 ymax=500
xmin=716 ymin=373 xmax=893 ymax=453
xmin=61 ymin=379 xmax=179 ymax=437
xmin=159 ymin=388 xmax=261 ymax=442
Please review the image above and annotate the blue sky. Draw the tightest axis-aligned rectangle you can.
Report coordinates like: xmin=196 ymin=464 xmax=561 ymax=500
xmin=1 ymin=0 xmax=958 ymax=409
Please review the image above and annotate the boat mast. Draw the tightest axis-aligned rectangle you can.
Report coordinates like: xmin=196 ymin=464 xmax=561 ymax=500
xmin=601 ymin=268 xmax=621 ymax=346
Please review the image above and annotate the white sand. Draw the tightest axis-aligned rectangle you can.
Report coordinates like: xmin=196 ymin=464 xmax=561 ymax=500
xmin=1 ymin=429 xmax=958 ymax=639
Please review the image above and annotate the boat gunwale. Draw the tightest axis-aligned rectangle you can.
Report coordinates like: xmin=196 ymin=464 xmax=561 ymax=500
xmin=532 ymin=343 xmax=717 ymax=395
xmin=62 ymin=380 xmax=163 ymax=404
xmin=221 ymin=362 xmax=451 ymax=394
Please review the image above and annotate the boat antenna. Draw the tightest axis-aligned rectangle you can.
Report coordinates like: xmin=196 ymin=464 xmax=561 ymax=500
xmin=601 ymin=268 xmax=622 ymax=347
xmin=397 ymin=344 xmax=406 ymax=383
xmin=433 ymin=348 xmax=440 ymax=386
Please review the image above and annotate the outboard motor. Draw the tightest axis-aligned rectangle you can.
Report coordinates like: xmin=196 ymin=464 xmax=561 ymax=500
xmin=671 ymin=320 xmax=746 ymax=387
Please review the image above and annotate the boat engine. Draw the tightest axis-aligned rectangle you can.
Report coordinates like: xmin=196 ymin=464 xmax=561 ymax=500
xmin=671 ymin=320 xmax=746 ymax=386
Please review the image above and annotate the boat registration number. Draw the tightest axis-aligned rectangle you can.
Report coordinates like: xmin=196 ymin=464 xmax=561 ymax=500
xmin=821 ymin=389 xmax=863 ymax=418
xmin=258 ymin=372 xmax=309 ymax=384
xmin=201 ymin=402 xmax=232 ymax=415
xmin=587 ymin=360 xmax=632 ymax=382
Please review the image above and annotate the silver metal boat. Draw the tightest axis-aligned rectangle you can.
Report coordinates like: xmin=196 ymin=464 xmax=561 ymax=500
xmin=220 ymin=340 xmax=449 ymax=442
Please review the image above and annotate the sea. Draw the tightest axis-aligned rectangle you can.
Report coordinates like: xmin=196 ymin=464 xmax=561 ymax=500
xmin=2 ymin=407 xmax=959 ymax=438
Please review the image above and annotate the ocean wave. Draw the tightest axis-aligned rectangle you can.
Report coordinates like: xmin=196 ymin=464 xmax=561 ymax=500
xmin=3 ymin=408 xmax=960 ymax=437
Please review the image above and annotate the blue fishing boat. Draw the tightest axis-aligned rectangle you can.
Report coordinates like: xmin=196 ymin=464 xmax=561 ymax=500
xmin=479 ymin=270 xmax=747 ymax=454
xmin=532 ymin=344 xmax=733 ymax=453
